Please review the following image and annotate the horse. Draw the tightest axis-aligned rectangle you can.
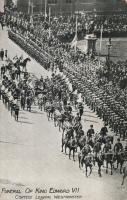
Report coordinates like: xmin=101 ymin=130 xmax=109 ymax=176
xmin=44 ymin=102 xmax=51 ymax=114
xmin=62 ymin=135 xmax=77 ymax=161
xmin=121 ymin=166 xmax=127 ymax=186
xmin=87 ymin=137 xmax=95 ymax=148
xmin=20 ymin=58 xmax=31 ymax=71
xmin=38 ymin=97 xmax=43 ymax=111
xmin=77 ymin=135 xmax=86 ymax=151
xmin=115 ymin=151 xmax=127 ymax=174
xmin=79 ymin=153 xmax=94 ymax=177
xmin=73 ymin=121 xmax=82 ymax=134
xmin=78 ymin=144 xmax=92 ymax=169
xmin=93 ymin=152 xmax=104 ymax=177
xmin=96 ymin=135 xmax=114 ymax=145
xmin=26 ymin=96 xmax=32 ymax=112
xmin=54 ymin=109 xmax=62 ymax=128
xmin=104 ymin=151 xmax=116 ymax=175
xmin=62 ymin=120 xmax=73 ymax=133
xmin=47 ymin=105 xmax=55 ymax=121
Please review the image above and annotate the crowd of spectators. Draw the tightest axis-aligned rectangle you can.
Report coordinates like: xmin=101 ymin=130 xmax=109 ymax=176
xmin=3 ymin=9 xmax=127 ymax=139
xmin=4 ymin=9 xmax=127 ymax=43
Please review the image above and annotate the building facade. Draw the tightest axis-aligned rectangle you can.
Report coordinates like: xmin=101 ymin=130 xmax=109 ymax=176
xmin=17 ymin=0 xmax=75 ymax=15
xmin=76 ymin=0 xmax=125 ymax=12
xmin=16 ymin=0 xmax=127 ymax=14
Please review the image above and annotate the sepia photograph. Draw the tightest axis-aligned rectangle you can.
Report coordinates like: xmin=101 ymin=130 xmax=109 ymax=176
xmin=0 ymin=0 xmax=127 ymax=200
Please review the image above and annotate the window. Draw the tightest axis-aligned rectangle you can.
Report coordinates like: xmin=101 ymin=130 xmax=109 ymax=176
xmin=48 ymin=0 xmax=57 ymax=4
xmin=66 ymin=0 xmax=72 ymax=3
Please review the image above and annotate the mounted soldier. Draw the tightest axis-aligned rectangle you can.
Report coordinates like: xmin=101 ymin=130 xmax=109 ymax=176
xmin=66 ymin=126 xmax=74 ymax=140
xmin=114 ymin=138 xmax=123 ymax=154
xmin=103 ymin=140 xmax=112 ymax=153
xmin=79 ymin=142 xmax=92 ymax=168
xmin=93 ymin=139 xmax=102 ymax=157
xmin=87 ymin=125 xmax=95 ymax=140
xmin=26 ymin=96 xmax=32 ymax=112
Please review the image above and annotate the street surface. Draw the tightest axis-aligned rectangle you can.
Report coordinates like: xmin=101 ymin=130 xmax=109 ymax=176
xmin=0 ymin=27 xmax=127 ymax=200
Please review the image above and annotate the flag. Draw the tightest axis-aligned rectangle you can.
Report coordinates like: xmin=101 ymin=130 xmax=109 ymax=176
xmin=71 ymin=34 xmax=77 ymax=49
xmin=45 ymin=11 xmax=47 ymax=19
xmin=28 ymin=0 xmax=31 ymax=14
xmin=49 ymin=27 xmax=51 ymax=38
xmin=98 ymin=25 xmax=103 ymax=68
xmin=49 ymin=6 xmax=51 ymax=23
xmin=99 ymin=25 xmax=103 ymax=53
xmin=45 ymin=0 xmax=47 ymax=20
xmin=71 ymin=16 xmax=78 ymax=52
xmin=48 ymin=6 xmax=51 ymax=38
xmin=30 ymin=15 xmax=33 ymax=25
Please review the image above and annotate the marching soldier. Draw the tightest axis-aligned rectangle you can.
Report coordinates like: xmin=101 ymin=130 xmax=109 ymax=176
xmin=75 ymin=113 xmax=81 ymax=123
xmin=15 ymin=104 xmax=20 ymax=121
xmin=0 ymin=48 xmax=4 ymax=60
xmin=5 ymin=50 xmax=8 ymax=58
xmin=78 ymin=103 xmax=84 ymax=118
xmin=20 ymin=94 xmax=26 ymax=110
xmin=100 ymin=124 xmax=108 ymax=137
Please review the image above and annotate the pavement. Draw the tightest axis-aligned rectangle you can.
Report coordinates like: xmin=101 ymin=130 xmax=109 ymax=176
xmin=0 ymin=26 xmax=127 ymax=200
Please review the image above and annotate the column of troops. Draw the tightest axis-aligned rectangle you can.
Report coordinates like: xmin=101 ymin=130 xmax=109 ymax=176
xmin=7 ymin=30 xmax=127 ymax=140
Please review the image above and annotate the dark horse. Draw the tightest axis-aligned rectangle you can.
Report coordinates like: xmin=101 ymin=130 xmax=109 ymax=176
xmin=115 ymin=151 xmax=127 ymax=174
xmin=104 ymin=151 xmax=116 ymax=175
xmin=94 ymin=152 xmax=104 ymax=177
xmin=77 ymin=135 xmax=86 ymax=151
xmin=20 ymin=58 xmax=31 ymax=71
xmin=121 ymin=166 xmax=127 ymax=186
xmin=62 ymin=135 xmax=77 ymax=161
xmin=78 ymin=153 xmax=94 ymax=177
xmin=78 ymin=144 xmax=92 ymax=176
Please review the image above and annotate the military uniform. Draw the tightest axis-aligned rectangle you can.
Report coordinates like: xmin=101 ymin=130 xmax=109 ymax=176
xmin=87 ymin=127 xmax=95 ymax=139
xmin=15 ymin=105 xmax=19 ymax=121
xmin=0 ymin=49 xmax=4 ymax=60
xmin=114 ymin=141 xmax=123 ymax=154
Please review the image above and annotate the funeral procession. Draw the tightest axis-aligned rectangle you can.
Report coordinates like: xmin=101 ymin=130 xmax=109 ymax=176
xmin=0 ymin=0 xmax=127 ymax=200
